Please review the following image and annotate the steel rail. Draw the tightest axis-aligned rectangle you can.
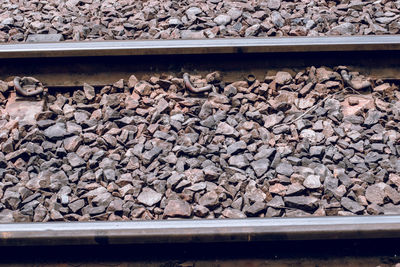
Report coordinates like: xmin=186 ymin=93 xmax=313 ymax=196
xmin=0 ymin=35 xmax=400 ymax=58
xmin=0 ymin=35 xmax=399 ymax=86
xmin=1 ymin=215 xmax=400 ymax=246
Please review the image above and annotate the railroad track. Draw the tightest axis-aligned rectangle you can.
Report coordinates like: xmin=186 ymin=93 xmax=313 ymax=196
xmin=1 ymin=35 xmax=400 ymax=265
xmin=0 ymin=35 xmax=400 ymax=86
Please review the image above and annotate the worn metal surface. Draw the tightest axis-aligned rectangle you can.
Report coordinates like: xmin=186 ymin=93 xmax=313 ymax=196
xmin=1 ymin=216 xmax=400 ymax=246
xmin=0 ymin=36 xmax=399 ymax=87
xmin=0 ymin=36 xmax=400 ymax=58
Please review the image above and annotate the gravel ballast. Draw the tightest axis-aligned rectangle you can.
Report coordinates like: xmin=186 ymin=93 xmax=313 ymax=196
xmin=0 ymin=0 xmax=400 ymax=42
xmin=0 ymin=67 xmax=400 ymax=222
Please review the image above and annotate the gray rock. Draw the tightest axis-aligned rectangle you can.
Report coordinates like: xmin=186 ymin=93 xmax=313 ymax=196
xmin=347 ymin=130 xmax=361 ymax=142
xmin=245 ymin=188 xmax=266 ymax=203
xmin=163 ymin=199 xmax=192 ymax=218
xmin=214 ymin=14 xmax=231 ymax=26
xmin=266 ymin=207 xmax=282 ymax=217
xmin=229 ymin=155 xmax=249 ymax=169
xmin=0 ymin=209 xmax=14 ymax=222
xmin=383 ymin=203 xmax=400 ymax=215
xmin=254 ymin=147 xmax=276 ymax=160
xmin=341 ymin=197 xmax=364 ymax=214
xmin=267 ymin=0 xmax=281 ymax=10
xmin=74 ymin=111 xmax=90 ymax=124
xmin=385 ymin=185 xmax=400 ymax=204
xmin=250 ymin=158 xmax=270 ymax=177
xmin=245 ymin=201 xmax=267 ymax=215
xmin=137 ymin=188 xmax=162 ymax=206
xmin=92 ymin=192 xmax=113 ymax=209
xmin=185 ymin=7 xmax=202 ymax=20
xmin=264 ymin=114 xmax=284 ymax=128
xmin=222 ymin=208 xmax=246 ymax=218
xmin=303 ymin=175 xmax=321 ymax=189
xmin=103 ymin=168 xmax=116 ymax=182
xmin=83 ymin=83 xmax=95 ymax=100
xmin=244 ymin=24 xmax=260 ymax=37
xmin=181 ymin=29 xmax=205 ymax=39
xmin=44 ymin=123 xmax=67 ymax=140
xmin=193 ymin=205 xmax=209 ymax=217
xmin=199 ymin=191 xmax=219 ymax=208
xmin=227 ymin=8 xmax=242 ymax=20
xmin=274 ymin=71 xmax=292 ymax=85
xmin=33 ymin=205 xmax=47 ymax=222
xmin=168 ymin=18 xmax=182 ymax=26
xmin=267 ymin=196 xmax=285 ymax=208
xmin=27 ymin=34 xmax=63 ymax=43
xmin=187 ymin=182 xmax=207 ymax=192
xmin=365 ymin=183 xmax=385 ymax=205
xmin=367 ymin=203 xmax=383 ymax=215
xmin=85 ymin=206 xmax=105 ymax=216
xmin=330 ymin=22 xmax=356 ymax=35
xmin=324 ymin=98 xmax=341 ymax=112
xmin=305 ymin=19 xmax=316 ymax=30
xmin=216 ymin=122 xmax=237 ymax=136
xmin=284 ymin=196 xmax=319 ymax=211
xmin=227 ymin=141 xmax=247 ymax=155
xmin=203 ymin=165 xmax=221 ymax=181
xmin=273 ymin=125 xmax=290 ymax=134
xmin=83 ymin=187 xmax=108 ymax=199
xmin=67 ymin=152 xmax=85 ymax=167
xmin=271 ymin=11 xmax=285 ymax=28
xmin=37 ymin=119 xmax=55 ymax=129
xmin=286 ymin=183 xmax=306 ymax=195
xmin=364 ymin=110 xmax=381 ymax=125
xmin=344 ymin=115 xmax=364 ymax=124
xmin=63 ymin=136 xmax=82 ymax=152
xmin=49 ymin=171 xmax=68 ymax=191
xmin=365 ymin=152 xmax=382 ymax=163
xmin=142 ymin=147 xmax=162 ymax=165
xmin=118 ymin=184 xmax=136 ymax=197
xmin=276 ymin=162 xmax=294 ymax=177
xmin=2 ymin=190 xmax=20 ymax=210
xmin=300 ymin=129 xmax=317 ymax=143
xmin=185 ymin=169 xmax=205 ymax=183
xmin=309 ymin=146 xmax=325 ymax=157
xmin=349 ymin=141 xmax=364 ymax=152
xmin=1 ymin=18 xmax=14 ymax=26
xmin=31 ymin=21 xmax=45 ymax=30
xmin=66 ymin=121 xmax=82 ymax=135
xmin=69 ymin=199 xmax=85 ymax=213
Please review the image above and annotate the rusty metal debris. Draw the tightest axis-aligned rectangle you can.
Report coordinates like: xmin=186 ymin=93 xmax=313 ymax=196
xmin=5 ymin=76 xmax=45 ymax=123
xmin=340 ymin=69 xmax=371 ymax=91
xmin=183 ymin=73 xmax=212 ymax=93
xmin=246 ymin=74 xmax=256 ymax=85
xmin=13 ymin=76 xmax=44 ymax=97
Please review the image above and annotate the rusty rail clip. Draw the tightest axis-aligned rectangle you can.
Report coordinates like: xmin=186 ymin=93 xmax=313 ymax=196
xmin=340 ymin=70 xmax=371 ymax=91
xmin=183 ymin=73 xmax=212 ymax=93
xmin=14 ymin=76 xmax=44 ymax=97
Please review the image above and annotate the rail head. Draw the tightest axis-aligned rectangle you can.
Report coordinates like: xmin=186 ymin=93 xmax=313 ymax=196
xmin=1 ymin=215 xmax=400 ymax=246
xmin=0 ymin=35 xmax=400 ymax=58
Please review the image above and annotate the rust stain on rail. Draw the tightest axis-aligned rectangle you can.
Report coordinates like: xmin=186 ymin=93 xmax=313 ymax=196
xmin=1 ymin=232 xmax=11 ymax=239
